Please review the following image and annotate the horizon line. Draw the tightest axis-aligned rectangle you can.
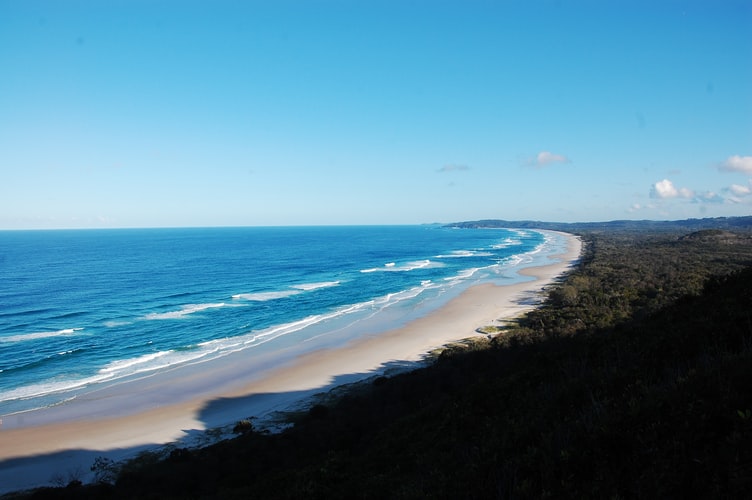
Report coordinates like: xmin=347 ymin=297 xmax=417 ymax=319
xmin=2 ymin=215 xmax=750 ymax=232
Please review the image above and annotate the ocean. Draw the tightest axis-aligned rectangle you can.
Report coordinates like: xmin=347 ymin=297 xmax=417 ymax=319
xmin=0 ymin=225 xmax=564 ymax=418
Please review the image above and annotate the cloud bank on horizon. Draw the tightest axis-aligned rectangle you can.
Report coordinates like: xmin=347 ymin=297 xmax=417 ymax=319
xmin=641 ymin=155 xmax=752 ymax=213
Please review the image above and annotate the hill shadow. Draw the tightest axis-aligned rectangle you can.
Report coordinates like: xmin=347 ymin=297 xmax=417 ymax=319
xmin=0 ymin=359 xmax=423 ymax=495
xmin=193 ymin=358 xmax=425 ymax=433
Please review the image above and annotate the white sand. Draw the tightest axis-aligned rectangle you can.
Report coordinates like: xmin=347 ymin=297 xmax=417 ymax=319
xmin=0 ymin=231 xmax=581 ymax=493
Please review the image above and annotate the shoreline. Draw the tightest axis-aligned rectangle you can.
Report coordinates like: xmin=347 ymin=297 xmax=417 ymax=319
xmin=0 ymin=231 xmax=582 ymax=493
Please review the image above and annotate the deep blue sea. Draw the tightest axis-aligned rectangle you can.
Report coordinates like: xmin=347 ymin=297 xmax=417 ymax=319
xmin=0 ymin=226 xmax=561 ymax=417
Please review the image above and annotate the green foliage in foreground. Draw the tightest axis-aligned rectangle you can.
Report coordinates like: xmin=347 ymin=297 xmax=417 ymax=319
xmin=16 ymin=227 xmax=752 ymax=499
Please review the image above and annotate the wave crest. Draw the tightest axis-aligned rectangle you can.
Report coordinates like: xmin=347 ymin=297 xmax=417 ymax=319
xmin=436 ymin=250 xmax=493 ymax=258
xmin=291 ymin=281 xmax=340 ymax=291
xmin=361 ymin=260 xmax=444 ymax=273
xmin=233 ymin=281 xmax=341 ymax=301
xmin=232 ymin=291 xmax=302 ymax=301
xmin=142 ymin=303 xmax=228 ymax=320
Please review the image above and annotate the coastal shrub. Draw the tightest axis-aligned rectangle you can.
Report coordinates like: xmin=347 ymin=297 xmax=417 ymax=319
xmin=232 ymin=418 xmax=254 ymax=434
xmin=167 ymin=448 xmax=193 ymax=463
xmin=65 ymin=480 xmax=82 ymax=490
xmin=90 ymin=456 xmax=119 ymax=484
xmin=49 ymin=466 xmax=85 ymax=490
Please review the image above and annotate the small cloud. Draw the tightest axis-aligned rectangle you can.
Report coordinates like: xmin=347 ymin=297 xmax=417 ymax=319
xmin=627 ymin=202 xmax=658 ymax=213
xmin=650 ymin=179 xmax=694 ymax=199
xmin=627 ymin=203 xmax=642 ymax=213
xmin=693 ymin=191 xmax=724 ymax=204
xmin=437 ymin=164 xmax=470 ymax=173
xmin=528 ymin=151 xmax=570 ymax=167
xmin=650 ymin=178 xmax=738 ymax=206
xmin=718 ymin=155 xmax=752 ymax=174
xmin=729 ymin=183 xmax=752 ymax=196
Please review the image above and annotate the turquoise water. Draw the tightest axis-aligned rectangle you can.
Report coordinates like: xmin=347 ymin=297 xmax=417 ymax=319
xmin=0 ymin=225 xmax=560 ymax=416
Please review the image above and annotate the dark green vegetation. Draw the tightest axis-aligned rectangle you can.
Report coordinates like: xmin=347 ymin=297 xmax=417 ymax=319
xmin=14 ymin=218 xmax=752 ymax=499
xmin=448 ymin=215 xmax=752 ymax=233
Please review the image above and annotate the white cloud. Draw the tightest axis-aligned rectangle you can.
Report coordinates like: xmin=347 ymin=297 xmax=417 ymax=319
xmin=626 ymin=202 xmax=658 ymax=214
xmin=650 ymin=179 xmax=694 ymax=199
xmin=694 ymin=191 xmax=724 ymax=204
xmin=679 ymin=187 xmax=694 ymax=198
xmin=718 ymin=155 xmax=752 ymax=174
xmin=729 ymin=183 xmax=752 ymax=196
xmin=649 ymin=178 xmax=749 ymax=207
xmin=437 ymin=164 xmax=470 ymax=173
xmin=532 ymin=151 xmax=570 ymax=167
xmin=650 ymin=179 xmax=678 ymax=198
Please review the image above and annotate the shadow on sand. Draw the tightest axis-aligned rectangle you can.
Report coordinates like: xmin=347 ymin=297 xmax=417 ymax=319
xmin=0 ymin=360 xmax=421 ymax=495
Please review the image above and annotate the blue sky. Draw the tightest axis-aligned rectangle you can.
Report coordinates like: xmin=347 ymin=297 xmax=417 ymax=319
xmin=1 ymin=1 xmax=750 ymax=229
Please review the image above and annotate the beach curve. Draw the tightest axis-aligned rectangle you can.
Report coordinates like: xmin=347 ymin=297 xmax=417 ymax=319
xmin=0 ymin=230 xmax=582 ymax=493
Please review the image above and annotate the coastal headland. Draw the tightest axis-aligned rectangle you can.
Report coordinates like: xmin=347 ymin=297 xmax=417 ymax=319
xmin=0 ymin=231 xmax=582 ymax=493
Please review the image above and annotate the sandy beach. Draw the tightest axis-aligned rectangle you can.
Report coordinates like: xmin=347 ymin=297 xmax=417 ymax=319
xmin=0 ymin=231 xmax=581 ymax=493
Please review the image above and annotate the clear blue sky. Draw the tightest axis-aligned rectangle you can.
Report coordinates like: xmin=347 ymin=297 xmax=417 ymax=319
xmin=1 ymin=1 xmax=751 ymax=229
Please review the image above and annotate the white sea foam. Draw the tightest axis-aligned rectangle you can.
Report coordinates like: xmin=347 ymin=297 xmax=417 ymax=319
xmin=378 ymin=284 xmax=430 ymax=305
xmin=195 ymin=312 xmax=347 ymax=357
xmin=251 ymin=284 xmax=431 ymax=342
xmin=142 ymin=303 xmax=228 ymax=320
xmin=98 ymin=351 xmax=172 ymax=374
xmin=436 ymin=250 xmax=493 ymax=258
xmin=492 ymin=237 xmax=523 ymax=249
xmin=436 ymin=250 xmax=473 ymax=258
xmin=290 ymin=281 xmax=340 ymax=291
xmin=232 ymin=290 xmax=302 ymax=301
xmin=361 ymin=260 xmax=444 ymax=273
xmin=7 ymin=347 xmax=214 ymax=403
xmin=233 ymin=282 xmax=340 ymax=302
xmin=104 ymin=320 xmax=133 ymax=328
xmin=93 ymin=347 xmax=225 ymax=383
xmin=29 ymin=285 xmax=433 ymax=395
xmin=0 ymin=328 xmax=84 ymax=344
xmin=0 ymin=371 xmax=112 ymax=403
xmin=502 ymin=254 xmax=526 ymax=267
xmin=446 ymin=267 xmax=480 ymax=281
xmin=204 ymin=282 xmax=440 ymax=356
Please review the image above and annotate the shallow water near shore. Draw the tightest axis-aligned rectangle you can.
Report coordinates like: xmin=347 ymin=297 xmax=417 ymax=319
xmin=0 ymin=225 xmax=565 ymax=420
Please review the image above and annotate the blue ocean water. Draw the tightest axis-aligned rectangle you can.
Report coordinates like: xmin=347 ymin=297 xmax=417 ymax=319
xmin=0 ymin=226 xmax=560 ymax=416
